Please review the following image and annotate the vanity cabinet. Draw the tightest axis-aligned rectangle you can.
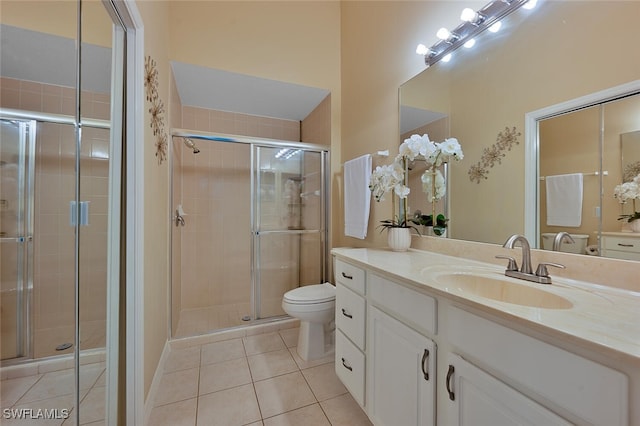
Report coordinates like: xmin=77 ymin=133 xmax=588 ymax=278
xmin=601 ymin=232 xmax=640 ymax=260
xmin=445 ymin=306 xmax=628 ymax=425
xmin=333 ymin=253 xmax=632 ymax=426
xmin=445 ymin=353 xmax=569 ymax=425
xmin=367 ymin=306 xmax=435 ymax=426
xmin=334 ymin=259 xmax=367 ymax=406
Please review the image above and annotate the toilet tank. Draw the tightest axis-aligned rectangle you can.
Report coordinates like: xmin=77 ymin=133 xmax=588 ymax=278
xmin=541 ymin=233 xmax=589 ymax=254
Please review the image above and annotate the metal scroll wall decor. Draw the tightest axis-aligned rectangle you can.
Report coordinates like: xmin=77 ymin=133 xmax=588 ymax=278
xmin=468 ymin=126 xmax=521 ymax=183
xmin=144 ymin=55 xmax=167 ymax=164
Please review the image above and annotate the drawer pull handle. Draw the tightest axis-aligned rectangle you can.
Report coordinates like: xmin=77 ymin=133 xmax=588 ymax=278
xmin=617 ymin=243 xmax=634 ymax=247
xmin=341 ymin=357 xmax=353 ymax=371
xmin=421 ymin=348 xmax=430 ymax=381
xmin=446 ymin=365 xmax=455 ymax=401
xmin=341 ymin=272 xmax=353 ymax=280
xmin=341 ymin=308 xmax=353 ymax=319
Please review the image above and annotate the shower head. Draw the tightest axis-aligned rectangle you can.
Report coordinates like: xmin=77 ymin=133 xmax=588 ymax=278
xmin=183 ymin=137 xmax=200 ymax=154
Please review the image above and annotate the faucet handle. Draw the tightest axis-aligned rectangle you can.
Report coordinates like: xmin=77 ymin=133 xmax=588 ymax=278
xmin=535 ymin=262 xmax=565 ymax=278
xmin=495 ymin=255 xmax=518 ymax=271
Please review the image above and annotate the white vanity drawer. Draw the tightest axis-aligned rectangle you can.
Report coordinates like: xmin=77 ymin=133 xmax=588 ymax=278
xmin=368 ymin=273 xmax=437 ymax=336
xmin=336 ymin=283 xmax=366 ymax=350
xmin=335 ymin=259 xmax=365 ymax=295
xmin=336 ymin=330 xmax=365 ymax=407
xmin=602 ymin=235 xmax=640 ymax=253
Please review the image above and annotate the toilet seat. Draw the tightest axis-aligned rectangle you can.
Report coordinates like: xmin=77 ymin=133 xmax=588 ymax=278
xmin=283 ymin=282 xmax=335 ymax=305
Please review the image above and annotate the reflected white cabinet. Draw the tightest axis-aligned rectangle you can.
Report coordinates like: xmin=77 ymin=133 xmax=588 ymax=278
xmin=446 ymin=353 xmax=570 ymax=426
xmin=601 ymin=232 xmax=640 ymax=260
xmin=367 ymin=306 xmax=435 ymax=426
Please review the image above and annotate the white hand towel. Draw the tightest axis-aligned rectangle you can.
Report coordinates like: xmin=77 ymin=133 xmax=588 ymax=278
xmin=546 ymin=173 xmax=583 ymax=227
xmin=344 ymin=154 xmax=372 ymax=239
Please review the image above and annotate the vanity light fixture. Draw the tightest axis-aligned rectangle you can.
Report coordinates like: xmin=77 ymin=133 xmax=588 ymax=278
xmin=523 ymin=0 xmax=538 ymax=10
xmin=442 ymin=53 xmax=453 ymax=63
xmin=416 ymin=44 xmax=430 ymax=55
xmin=419 ymin=0 xmax=537 ymax=67
xmin=488 ymin=21 xmax=502 ymax=33
xmin=463 ymin=38 xmax=476 ymax=49
xmin=460 ymin=8 xmax=486 ymax=25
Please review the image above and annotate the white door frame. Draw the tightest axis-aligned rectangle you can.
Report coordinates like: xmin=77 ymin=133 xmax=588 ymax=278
xmin=106 ymin=1 xmax=145 ymax=424
xmin=524 ymin=80 xmax=640 ymax=247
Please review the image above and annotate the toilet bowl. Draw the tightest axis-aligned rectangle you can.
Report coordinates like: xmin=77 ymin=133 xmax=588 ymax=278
xmin=282 ymin=282 xmax=336 ymax=361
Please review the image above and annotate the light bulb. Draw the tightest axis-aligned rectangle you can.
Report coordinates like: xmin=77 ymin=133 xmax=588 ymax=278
xmin=488 ymin=21 xmax=502 ymax=33
xmin=442 ymin=53 xmax=452 ymax=63
xmin=416 ymin=44 xmax=429 ymax=55
xmin=436 ymin=28 xmax=451 ymax=40
xmin=463 ymin=38 xmax=476 ymax=48
xmin=460 ymin=8 xmax=477 ymax=22
xmin=523 ymin=0 xmax=537 ymax=9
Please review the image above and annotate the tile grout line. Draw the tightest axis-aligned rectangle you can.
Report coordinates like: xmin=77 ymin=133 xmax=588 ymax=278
xmin=194 ymin=344 xmax=202 ymax=426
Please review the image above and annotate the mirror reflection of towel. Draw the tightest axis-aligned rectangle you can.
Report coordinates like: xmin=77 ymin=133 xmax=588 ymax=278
xmin=344 ymin=154 xmax=372 ymax=239
xmin=546 ymin=173 xmax=583 ymax=227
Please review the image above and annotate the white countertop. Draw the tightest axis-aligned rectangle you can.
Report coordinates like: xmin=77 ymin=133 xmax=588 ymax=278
xmin=332 ymin=247 xmax=640 ymax=365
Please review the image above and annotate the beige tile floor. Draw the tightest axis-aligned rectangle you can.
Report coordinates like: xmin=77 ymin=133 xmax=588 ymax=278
xmin=149 ymin=328 xmax=372 ymax=426
xmin=0 ymin=361 xmax=106 ymax=425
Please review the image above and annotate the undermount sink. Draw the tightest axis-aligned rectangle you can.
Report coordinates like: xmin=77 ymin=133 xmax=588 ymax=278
xmin=434 ymin=272 xmax=573 ymax=309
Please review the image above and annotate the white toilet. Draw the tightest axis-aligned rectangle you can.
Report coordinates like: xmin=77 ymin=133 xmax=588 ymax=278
xmin=282 ymin=282 xmax=336 ymax=361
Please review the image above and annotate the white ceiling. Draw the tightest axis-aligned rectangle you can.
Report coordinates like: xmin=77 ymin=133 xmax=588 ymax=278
xmin=400 ymin=105 xmax=446 ymax=135
xmin=0 ymin=24 xmax=111 ymax=93
xmin=171 ymin=61 xmax=330 ymax=122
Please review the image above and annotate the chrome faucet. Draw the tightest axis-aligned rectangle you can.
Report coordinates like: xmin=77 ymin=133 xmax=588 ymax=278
xmin=553 ymin=232 xmax=575 ymax=251
xmin=502 ymin=234 xmax=533 ymax=274
xmin=498 ymin=234 xmax=565 ymax=284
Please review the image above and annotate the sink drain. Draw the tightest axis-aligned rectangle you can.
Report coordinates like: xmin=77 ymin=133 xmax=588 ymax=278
xmin=56 ymin=343 xmax=73 ymax=351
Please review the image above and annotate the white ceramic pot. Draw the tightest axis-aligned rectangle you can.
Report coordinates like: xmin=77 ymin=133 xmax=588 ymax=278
xmin=388 ymin=227 xmax=411 ymax=252
xmin=630 ymin=219 xmax=640 ymax=233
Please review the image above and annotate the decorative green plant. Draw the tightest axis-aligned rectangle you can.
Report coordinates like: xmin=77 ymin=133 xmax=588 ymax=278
xmin=411 ymin=212 xmax=449 ymax=236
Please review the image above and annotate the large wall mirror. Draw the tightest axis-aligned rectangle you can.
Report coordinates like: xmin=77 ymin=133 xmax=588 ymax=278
xmin=400 ymin=0 xmax=640 ymax=261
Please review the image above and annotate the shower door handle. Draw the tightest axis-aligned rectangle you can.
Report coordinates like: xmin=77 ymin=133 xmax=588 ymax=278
xmin=0 ymin=236 xmax=32 ymax=243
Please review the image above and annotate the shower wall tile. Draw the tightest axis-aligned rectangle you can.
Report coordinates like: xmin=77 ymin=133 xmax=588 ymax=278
xmin=181 ymin=105 xmax=301 ymax=141
xmin=0 ymin=77 xmax=110 ymax=121
xmin=301 ymin=94 xmax=330 ymax=147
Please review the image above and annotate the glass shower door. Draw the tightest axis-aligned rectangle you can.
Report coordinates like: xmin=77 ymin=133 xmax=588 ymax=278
xmin=254 ymin=146 xmax=326 ymax=319
xmin=0 ymin=119 xmax=34 ymax=361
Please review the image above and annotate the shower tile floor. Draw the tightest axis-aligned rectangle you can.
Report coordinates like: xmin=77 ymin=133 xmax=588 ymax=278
xmin=149 ymin=328 xmax=372 ymax=425
xmin=175 ymin=299 xmax=286 ymax=338
xmin=0 ymin=361 xmax=106 ymax=425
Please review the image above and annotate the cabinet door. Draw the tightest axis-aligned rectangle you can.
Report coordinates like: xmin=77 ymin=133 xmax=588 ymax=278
xmin=367 ymin=306 xmax=435 ymax=426
xmin=446 ymin=353 xmax=570 ymax=426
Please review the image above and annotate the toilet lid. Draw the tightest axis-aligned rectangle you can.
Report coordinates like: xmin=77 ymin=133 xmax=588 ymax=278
xmin=283 ymin=283 xmax=335 ymax=304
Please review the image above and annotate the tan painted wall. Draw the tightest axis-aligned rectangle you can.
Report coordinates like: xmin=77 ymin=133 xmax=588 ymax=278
xmin=338 ymin=1 xmax=466 ymax=248
xmin=137 ymin=0 xmax=171 ymax=400
xmin=0 ymin=0 xmax=112 ymax=47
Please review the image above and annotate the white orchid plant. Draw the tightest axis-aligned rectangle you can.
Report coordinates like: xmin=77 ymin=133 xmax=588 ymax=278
xmin=613 ymin=174 xmax=640 ymax=223
xmin=369 ymin=133 xmax=463 ymax=232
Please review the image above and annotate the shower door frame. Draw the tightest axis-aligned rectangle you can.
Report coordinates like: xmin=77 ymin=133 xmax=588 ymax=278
xmin=252 ymin=144 xmax=328 ymax=321
xmin=0 ymin=117 xmax=36 ymax=362
xmin=170 ymin=129 xmax=330 ymax=335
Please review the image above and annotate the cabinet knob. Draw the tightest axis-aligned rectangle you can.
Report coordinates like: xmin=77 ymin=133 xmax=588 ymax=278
xmin=341 ymin=357 xmax=353 ymax=372
xmin=446 ymin=365 xmax=455 ymax=401
xmin=341 ymin=272 xmax=353 ymax=280
xmin=421 ymin=349 xmax=430 ymax=381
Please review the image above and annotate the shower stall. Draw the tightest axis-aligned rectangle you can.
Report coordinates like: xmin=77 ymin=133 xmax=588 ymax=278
xmin=170 ymin=132 xmax=329 ymax=338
